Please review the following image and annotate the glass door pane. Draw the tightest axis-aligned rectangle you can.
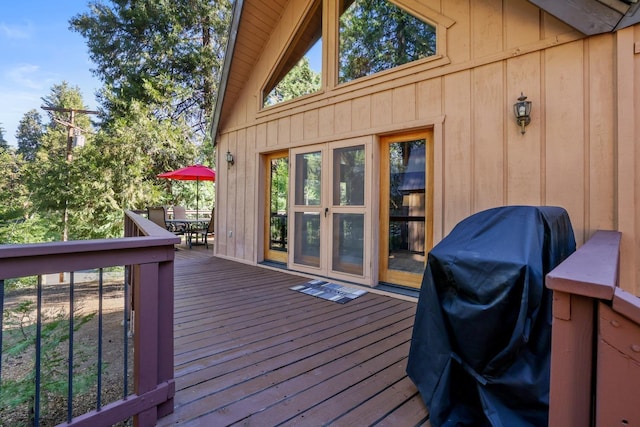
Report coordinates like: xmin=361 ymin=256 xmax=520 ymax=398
xmin=388 ymin=140 xmax=426 ymax=275
xmin=331 ymin=144 xmax=365 ymax=275
xmin=332 ymin=213 xmax=364 ymax=275
xmin=293 ymin=212 xmax=321 ymax=267
xmin=295 ymin=151 xmax=322 ymax=206
xmin=265 ymin=153 xmax=288 ymax=263
xmin=333 ymin=145 xmax=365 ymax=206
xmin=379 ymin=130 xmax=432 ymax=288
xmin=290 ymin=141 xmax=370 ymax=283
xmin=292 ymin=150 xmax=323 ymax=269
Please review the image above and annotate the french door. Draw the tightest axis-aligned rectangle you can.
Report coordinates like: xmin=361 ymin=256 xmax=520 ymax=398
xmin=379 ymin=130 xmax=433 ymax=289
xmin=264 ymin=151 xmax=289 ymax=263
xmin=289 ymin=140 xmax=370 ymax=284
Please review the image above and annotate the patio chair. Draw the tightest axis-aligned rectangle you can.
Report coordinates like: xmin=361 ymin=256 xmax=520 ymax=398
xmin=147 ymin=206 xmax=169 ymax=229
xmin=172 ymin=205 xmax=187 ymax=220
xmin=170 ymin=205 xmax=188 ymax=234
xmin=189 ymin=208 xmax=215 ymax=249
xmin=147 ymin=206 xmax=185 ymax=240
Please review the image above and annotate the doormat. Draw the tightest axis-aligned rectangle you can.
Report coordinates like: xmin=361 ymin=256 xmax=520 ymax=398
xmin=290 ymin=279 xmax=367 ymax=304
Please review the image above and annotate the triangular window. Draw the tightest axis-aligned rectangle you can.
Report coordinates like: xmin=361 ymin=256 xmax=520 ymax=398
xmin=338 ymin=0 xmax=437 ymax=83
xmin=263 ymin=0 xmax=322 ymax=107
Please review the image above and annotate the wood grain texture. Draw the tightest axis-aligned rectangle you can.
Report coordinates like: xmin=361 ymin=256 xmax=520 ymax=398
xmin=156 ymin=252 xmax=430 ymax=426
xmin=213 ymin=0 xmax=640 ymax=295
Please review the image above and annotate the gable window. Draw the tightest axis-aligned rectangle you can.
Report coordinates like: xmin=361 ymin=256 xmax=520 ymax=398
xmin=338 ymin=0 xmax=437 ymax=84
xmin=263 ymin=0 xmax=322 ymax=107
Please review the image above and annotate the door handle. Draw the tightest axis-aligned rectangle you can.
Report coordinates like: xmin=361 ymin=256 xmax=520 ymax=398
xmin=324 ymin=207 xmax=329 ymax=217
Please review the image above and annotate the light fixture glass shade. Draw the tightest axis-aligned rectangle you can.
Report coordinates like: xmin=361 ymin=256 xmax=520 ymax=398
xmin=513 ymin=92 xmax=532 ymax=134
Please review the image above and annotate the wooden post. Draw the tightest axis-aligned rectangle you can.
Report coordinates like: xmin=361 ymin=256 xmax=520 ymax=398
xmin=546 ymin=230 xmax=621 ymax=426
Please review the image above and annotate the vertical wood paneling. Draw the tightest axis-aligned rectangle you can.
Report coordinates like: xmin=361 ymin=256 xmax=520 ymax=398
xmin=318 ymin=105 xmax=335 ymax=137
xmin=443 ymin=0 xmax=471 ymax=63
xmin=587 ymin=35 xmax=615 ymax=233
xmin=352 ymin=96 xmax=371 ymax=131
xmin=226 ymin=132 xmax=238 ymax=258
xmin=616 ymin=26 xmax=639 ymax=295
xmin=216 ymin=134 xmax=229 ymax=256
xmin=371 ymin=90 xmax=392 ymax=127
xmin=417 ymin=78 xmax=443 ymax=119
xmin=334 ymin=100 xmax=352 ymax=133
xmin=290 ymin=113 xmax=304 ymax=142
xmin=443 ymin=71 xmax=472 ymax=232
xmin=278 ymin=117 xmax=291 ymax=146
xmin=432 ymin=122 xmax=445 ymax=244
xmin=506 ymin=53 xmax=543 ymax=205
xmin=243 ymin=128 xmax=257 ymax=261
xmin=235 ymin=129 xmax=247 ymax=259
xmin=472 ymin=62 xmax=504 ymax=211
xmin=544 ymin=41 xmax=585 ymax=243
xmin=303 ymin=110 xmax=319 ymax=140
xmin=226 ymin=96 xmax=245 ymax=129
xmin=256 ymin=123 xmax=267 ymax=150
xmin=267 ymin=121 xmax=278 ymax=147
xmin=392 ymin=84 xmax=416 ymax=123
xmin=634 ymin=33 xmax=640 ymax=297
xmin=472 ymin=0 xmax=503 ymax=57
xmin=214 ymin=0 xmax=640 ymax=294
xmin=229 ymin=132 xmax=238 ymax=257
xmin=505 ymin=0 xmax=541 ymax=49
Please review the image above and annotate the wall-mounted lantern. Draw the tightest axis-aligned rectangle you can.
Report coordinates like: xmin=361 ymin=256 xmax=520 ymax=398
xmin=226 ymin=150 xmax=234 ymax=167
xmin=513 ymin=92 xmax=532 ymax=134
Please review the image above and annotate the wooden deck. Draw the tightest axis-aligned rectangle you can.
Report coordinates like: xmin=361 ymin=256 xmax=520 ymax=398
xmin=156 ymin=244 xmax=430 ymax=426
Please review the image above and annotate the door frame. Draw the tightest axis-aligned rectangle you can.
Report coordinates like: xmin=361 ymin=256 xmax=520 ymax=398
xmin=263 ymin=150 xmax=289 ymax=263
xmin=288 ymin=137 xmax=372 ymax=285
xmin=378 ymin=129 xmax=434 ymax=288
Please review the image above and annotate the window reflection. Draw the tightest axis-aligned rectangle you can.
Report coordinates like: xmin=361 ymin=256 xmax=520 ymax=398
xmin=295 ymin=151 xmax=322 ymax=206
xmin=332 ymin=213 xmax=364 ymax=276
xmin=339 ymin=0 xmax=437 ymax=83
xmin=388 ymin=139 xmax=426 ymax=274
xmin=269 ymin=157 xmax=288 ymax=252
xmin=263 ymin=0 xmax=322 ymax=106
xmin=333 ymin=145 xmax=365 ymax=206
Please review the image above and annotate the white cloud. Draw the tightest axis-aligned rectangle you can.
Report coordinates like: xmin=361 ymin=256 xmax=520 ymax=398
xmin=0 ymin=22 xmax=32 ymax=39
xmin=5 ymin=64 xmax=51 ymax=90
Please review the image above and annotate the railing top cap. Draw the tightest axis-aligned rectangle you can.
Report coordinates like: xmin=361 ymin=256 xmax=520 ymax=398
xmin=546 ymin=230 xmax=622 ymax=300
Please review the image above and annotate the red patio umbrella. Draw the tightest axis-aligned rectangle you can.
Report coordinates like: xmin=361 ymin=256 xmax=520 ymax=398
xmin=158 ymin=164 xmax=216 ymax=220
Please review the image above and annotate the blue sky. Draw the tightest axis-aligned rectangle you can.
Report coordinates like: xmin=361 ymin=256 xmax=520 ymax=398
xmin=0 ymin=1 xmax=99 ymax=147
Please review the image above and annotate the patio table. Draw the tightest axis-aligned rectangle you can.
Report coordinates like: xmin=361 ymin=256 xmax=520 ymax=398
xmin=166 ymin=218 xmax=209 ymax=248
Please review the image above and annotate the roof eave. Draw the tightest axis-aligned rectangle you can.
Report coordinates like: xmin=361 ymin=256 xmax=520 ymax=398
xmin=211 ymin=0 xmax=244 ymax=147
xmin=528 ymin=0 xmax=639 ymax=35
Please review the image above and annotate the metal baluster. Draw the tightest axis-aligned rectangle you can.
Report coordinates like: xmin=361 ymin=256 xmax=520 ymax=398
xmin=123 ymin=265 xmax=129 ymax=398
xmin=34 ymin=275 xmax=43 ymax=427
xmin=67 ymin=272 xmax=75 ymax=423
xmin=97 ymin=268 xmax=103 ymax=410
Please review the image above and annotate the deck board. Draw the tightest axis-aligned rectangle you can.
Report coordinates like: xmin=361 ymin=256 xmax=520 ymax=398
xmin=157 ymin=246 xmax=430 ymax=426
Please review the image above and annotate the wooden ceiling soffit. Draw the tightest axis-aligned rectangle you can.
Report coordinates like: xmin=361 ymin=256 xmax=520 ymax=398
xmin=528 ymin=0 xmax=638 ymax=35
xmin=211 ymin=0 xmax=288 ymax=143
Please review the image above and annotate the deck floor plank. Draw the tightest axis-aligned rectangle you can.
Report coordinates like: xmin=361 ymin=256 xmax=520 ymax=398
xmin=157 ymin=248 xmax=429 ymax=426
xmin=174 ymin=300 xmax=410 ymax=380
xmin=172 ymin=309 xmax=414 ymax=407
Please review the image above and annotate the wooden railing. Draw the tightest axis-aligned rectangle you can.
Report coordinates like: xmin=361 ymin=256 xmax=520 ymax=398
xmin=546 ymin=230 xmax=640 ymax=426
xmin=0 ymin=211 xmax=180 ymax=427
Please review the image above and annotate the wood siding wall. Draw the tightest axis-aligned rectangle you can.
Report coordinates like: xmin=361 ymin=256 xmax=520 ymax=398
xmin=215 ymin=0 xmax=640 ymax=295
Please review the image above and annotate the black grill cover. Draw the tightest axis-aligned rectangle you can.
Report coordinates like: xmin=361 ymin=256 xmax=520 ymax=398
xmin=407 ymin=206 xmax=575 ymax=427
